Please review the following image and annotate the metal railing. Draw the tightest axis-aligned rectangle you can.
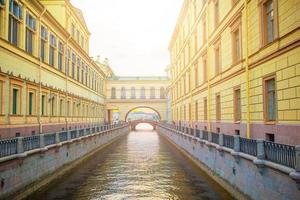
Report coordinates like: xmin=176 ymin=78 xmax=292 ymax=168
xmin=240 ymin=138 xmax=257 ymax=156
xmin=158 ymin=122 xmax=297 ymax=169
xmin=211 ymin=132 xmax=219 ymax=144
xmin=44 ymin=133 xmax=56 ymax=146
xmin=59 ymin=131 xmax=68 ymax=142
xmin=23 ymin=135 xmax=40 ymax=151
xmin=202 ymin=131 xmax=208 ymax=140
xmin=264 ymin=141 xmax=296 ymax=168
xmin=0 ymin=138 xmax=18 ymax=157
xmin=0 ymin=123 xmax=128 ymax=158
xmin=223 ymin=135 xmax=234 ymax=149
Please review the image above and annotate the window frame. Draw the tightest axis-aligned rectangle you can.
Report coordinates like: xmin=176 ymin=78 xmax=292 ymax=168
xmin=263 ymin=74 xmax=277 ymax=123
xmin=215 ymin=93 xmax=221 ymax=122
xmin=259 ymin=0 xmax=278 ymax=47
xmin=233 ymin=86 xmax=242 ymax=122
xmin=230 ymin=17 xmax=242 ymax=65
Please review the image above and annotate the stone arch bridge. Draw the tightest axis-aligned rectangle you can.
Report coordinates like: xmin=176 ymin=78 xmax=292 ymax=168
xmin=105 ymin=76 xmax=170 ymax=124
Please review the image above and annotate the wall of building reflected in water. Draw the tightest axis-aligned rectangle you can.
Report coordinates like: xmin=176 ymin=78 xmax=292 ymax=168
xmin=27 ymin=123 xmax=233 ymax=200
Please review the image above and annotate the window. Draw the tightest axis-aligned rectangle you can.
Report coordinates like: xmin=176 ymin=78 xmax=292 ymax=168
xmin=67 ymin=100 xmax=70 ymax=116
xmin=81 ymin=62 xmax=84 ymax=83
xmin=131 ymin=87 xmax=136 ymax=99
xmin=141 ymin=87 xmax=145 ymax=99
xmin=65 ymin=48 xmax=70 ymax=75
xmin=25 ymin=12 xmax=36 ymax=55
xmin=160 ymin=87 xmax=165 ymax=99
xmin=28 ymin=92 xmax=34 ymax=115
xmin=234 ymin=88 xmax=241 ymax=121
xmin=261 ymin=0 xmax=277 ymax=45
xmin=203 ymin=56 xmax=207 ymax=82
xmin=41 ymin=94 xmax=46 ymax=116
xmin=111 ymin=87 xmax=116 ymax=99
xmin=72 ymin=53 xmax=76 ymax=78
xmin=266 ymin=133 xmax=275 ymax=142
xmin=9 ymin=0 xmax=22 ymax=47
xmin=59 ymin=99 xmax=63 ymax=116
xmin=0 ymin=81 xmax=2 ymax=114
xmin=51 ymin=95 xmax=56 ymax=116
xmin=71 ymin=23 xmax=75 ymax=37
xmin=264 ymin=77 xmax=276 ymax=121
xmin=150 ymin=87 xmax=155 ymax=99
xmin=232 ymin=27 xmax=241 ymax=63
xmin=204 ymin=97 xmax=207 ymax=120
xmin=12 ymin=88 xmax=19 ymax=115
xmin=195 ymin=101 xmax=198 ymax=121
xmin=72 ymin=102 xmax=76 ymax=116
xmin=77 ymin=58 xmax=80 ymax=80
xmin=121 ymin=87 xmax=126 ymax=99
xmin=40 ymin=26 xmax=47 ymax=62
xmin=194 ymin=63 xmax=198 ymax=88
xmin=235 ymin=129 xmax=240 ymax=135
xmin=49 ymin=34 xmax=56 ymax=67
xmin=202 ymin=18 xmax=207 ymax=44
xmin=58 ymin=42 xmax=64 ymax=71
xmin=214 ymin=42 xmax=221 ymax=75
xmin=216 ymin=94 xmax=221 ymax=121
xmin=214 ymin=0 xmax=219 ymax=28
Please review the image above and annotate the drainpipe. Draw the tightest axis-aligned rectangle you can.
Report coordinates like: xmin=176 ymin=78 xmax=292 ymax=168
xmin=38 ymin=8 xmax=47 ymax=134
xmin=244 ymin=0 xmax=251 ymax=138
xmin=206 ymin=4 xmax=211 ymax=132
xmin=65 ymin=35 xmax=72 ymax=131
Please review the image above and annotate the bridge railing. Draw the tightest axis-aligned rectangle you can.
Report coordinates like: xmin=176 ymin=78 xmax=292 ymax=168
xmin=158 ymin=122 xmax=298 ymax=170
xmin=0 ymin=122 xmax=129 ymax=159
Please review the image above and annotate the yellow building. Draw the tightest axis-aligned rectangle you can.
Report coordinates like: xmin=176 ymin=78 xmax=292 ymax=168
xmin=106 ymin=76 xmax=169 ymax=123
xmin=0 ymin=0 xmax=108 ymax=138
xmin=169 ymin=0 xmax=300 ymax=144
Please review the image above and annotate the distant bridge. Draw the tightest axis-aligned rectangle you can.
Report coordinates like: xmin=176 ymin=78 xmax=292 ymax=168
xmin=129 ymin=119 xmax=159 ymax=130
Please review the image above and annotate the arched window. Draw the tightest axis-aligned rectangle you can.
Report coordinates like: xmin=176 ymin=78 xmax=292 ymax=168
xmin=140 ymin=87 xmax=145 ymax=99
xmin=150 ymin=87 xmax=155 ymax=99
xmin=121 ymin=87 xmax=126 ymax=99
xmin=111 ymin=87 xmax=116 ymax=99
xmin=131 ymin=87 xmax=136 ymax=99
xmin=160 ymin=87 xmax=165 ymax=99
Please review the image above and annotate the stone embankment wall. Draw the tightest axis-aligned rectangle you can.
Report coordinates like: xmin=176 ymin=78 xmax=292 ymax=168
xmin=0 ymin=125 xmax=130 ymax=199
xmin=158 ymin=125 xmax=300 ymax=200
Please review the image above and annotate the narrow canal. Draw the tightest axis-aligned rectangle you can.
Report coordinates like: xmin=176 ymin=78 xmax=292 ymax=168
xmin=27 ymin=124 xmax=234 ymax=200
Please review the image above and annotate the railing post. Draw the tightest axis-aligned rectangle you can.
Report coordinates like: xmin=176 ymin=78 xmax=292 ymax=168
xmin=199 ymin=130 xmax=203 ymax=139
xmin=17 ymin=137 xmax=24 ymax=154
xmin=67 ymin=130 xmax=71 ymax=140
xmin=233 ymin=135 xmax=240 ymax=152
xmin=76 ymin=129 xmax=79 ymax=138
xmin=208 ymin=132 xmax=212 ymax=142
xmin=219 ymin=134 xmax=224 ymax=146
xmin=55 ymin=132 xmax=60 ymax=144
xmin=256 ymin=139 xmax=265 ymax=160
xmin=290 ymin=145 xmax=300 ymax=190
xmin=40 ymin=134 xmax=45 ymax=148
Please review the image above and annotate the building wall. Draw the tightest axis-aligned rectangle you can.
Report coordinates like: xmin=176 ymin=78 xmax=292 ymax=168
xmin=0 ymin=0 xmax=107 ymax=138
xmin=169 ymin=0 xmax=300 ymax=144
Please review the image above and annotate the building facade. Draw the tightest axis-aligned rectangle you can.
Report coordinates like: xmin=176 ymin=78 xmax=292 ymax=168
xmin=0 ymin=0 xmax=108 ymax=138
xmin=169 ymin=0 xmax=300 ymax=144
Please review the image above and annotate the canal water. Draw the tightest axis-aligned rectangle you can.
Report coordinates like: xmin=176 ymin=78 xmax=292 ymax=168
xmin=27 ymin=124 xmax=234 ymax=200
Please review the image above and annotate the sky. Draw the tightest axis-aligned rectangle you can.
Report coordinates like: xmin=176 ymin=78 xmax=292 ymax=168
xmin=71 ymin=0 xmax=183 ymax=77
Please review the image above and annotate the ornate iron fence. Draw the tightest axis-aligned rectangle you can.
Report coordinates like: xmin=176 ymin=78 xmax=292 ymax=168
xmin=23 ymin=135 xmax=40 ymax=151
xmin=211 ymin=132 xmax=219 ymax=144
xmin=264 ymin=141 xmax=296 ymax=168
xmin=0 ymin=138 xmax=18 ymax=157
xmin=202 ymin=131 xmax=208 ymax=140
xmin=223 ymin=135 xmax=234 ymax=149
xmin=59 ymin=131 xmax=68 ymax=142
xmin=71 ymin=130 xmax=77 ymax=139
xmin=44 ymin=133 xmax=56 ymax=146
xmin=240 ymin=138 xmax=257 ymax=156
